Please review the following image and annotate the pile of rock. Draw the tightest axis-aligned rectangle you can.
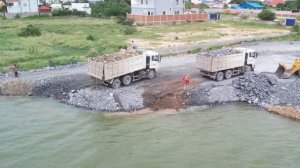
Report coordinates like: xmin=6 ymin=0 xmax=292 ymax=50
xmin=200 ymin=48 xmax=240 ymax=57
xmin=232 ymin=73 xmax=278 ymax=105
xmin=91 ymin=50 xmax=138 ymax=63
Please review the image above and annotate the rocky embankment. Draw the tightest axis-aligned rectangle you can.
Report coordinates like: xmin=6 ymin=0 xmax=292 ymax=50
xmin=189 ymin=73 xmax=300 ymax=112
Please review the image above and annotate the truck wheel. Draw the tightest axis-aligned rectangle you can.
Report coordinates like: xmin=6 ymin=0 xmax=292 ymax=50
xmin=111 ymin=79 xmax=121 ymax=89
xmin=148 ymin=70 xmax=156 ymax=79
xmin=297 ymin=70 xmax=300 ymax=77
xmin=216 ymin=72 xmax=224 ymax=81
xmin=244 ymin=65 xmax=252 ymax=73
xmin=225 ymin=70 xmax=232 ymax=79
xmin=121 ymin=75 xmax=132 ymax=86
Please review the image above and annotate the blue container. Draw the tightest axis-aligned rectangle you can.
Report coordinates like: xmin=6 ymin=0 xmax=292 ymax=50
xmin=285 ymin=18 xmax=296 ymax=26
xmin=209 ymin=13 xmax=220 ymax=20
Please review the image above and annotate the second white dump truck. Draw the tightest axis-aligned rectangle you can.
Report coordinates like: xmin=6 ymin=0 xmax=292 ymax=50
xmin=196 ymin=48 xmax=258 ymax=81
xmin=87 ymin=50 xmax=161 ymax=88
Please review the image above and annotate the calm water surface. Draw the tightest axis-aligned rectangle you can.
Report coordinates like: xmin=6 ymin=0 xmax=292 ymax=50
xmin=1 ymin=97 xmax=300 ymax=168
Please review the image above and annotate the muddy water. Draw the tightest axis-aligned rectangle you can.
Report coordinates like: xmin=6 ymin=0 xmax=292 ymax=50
xmin=1 ymin=97 xmax=300 ymax=168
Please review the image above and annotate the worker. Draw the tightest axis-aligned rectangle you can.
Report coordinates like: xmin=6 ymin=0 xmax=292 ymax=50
xmin=131 ymin=40 xmax=137 ymax=50
xmin=183 ymin=74 xmax=190 ymax=93
xmin=11 ymin=64 xmax=19 ymax=77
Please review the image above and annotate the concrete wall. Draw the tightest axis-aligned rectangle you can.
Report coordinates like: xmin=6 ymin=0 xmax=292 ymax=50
xmin=128 ymin=13 xmax=208 ymax=25
xmin=131 ymin=0 xmax=185 ymax=16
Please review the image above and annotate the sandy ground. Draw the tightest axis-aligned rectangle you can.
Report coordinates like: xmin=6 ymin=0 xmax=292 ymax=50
xmin=133 ymin=26 xmax=289 ymax=49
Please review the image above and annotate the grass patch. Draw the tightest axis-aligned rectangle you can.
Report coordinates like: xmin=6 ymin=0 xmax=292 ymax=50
xmin=0 ymin=16 xmax=288 ymax=72
xmin=188 ymin=48 xmax=202 ymax=54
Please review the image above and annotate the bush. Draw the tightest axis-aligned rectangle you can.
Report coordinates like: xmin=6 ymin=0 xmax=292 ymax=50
xmin=116 ymin=16 xmax=134 ymax=26
xmin=18 ymin=24 xmax=41 ymax=37
xmin=86 ymin=34 xmax=96 ymax=41
xmin=52 ymin=8 xmax=87 ymax=17
xmin=123 ymin=25 xmax=137 ymax=35
xmin=91 ymin=0 xmax=130 ymax=18
xmin=240 ymin=15 xmax=249 ymax=20
xmin=258 ymin=10 xmax=276 ymax=21
xmin=15 ymin=14 xmax=21 ymax=18
xmin=292 ymin=24 xmax=300 ymax=34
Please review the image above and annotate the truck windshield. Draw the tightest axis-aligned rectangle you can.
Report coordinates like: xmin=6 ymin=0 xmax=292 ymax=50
xmin=152 ymin=55 xmax=160 ymax=62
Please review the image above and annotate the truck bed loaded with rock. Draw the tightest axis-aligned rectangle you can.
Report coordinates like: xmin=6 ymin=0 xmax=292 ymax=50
xmin=196 ymin=48 xmax=258 ymax=81
xmin=87 ymin=50 xmax=161 ymax=88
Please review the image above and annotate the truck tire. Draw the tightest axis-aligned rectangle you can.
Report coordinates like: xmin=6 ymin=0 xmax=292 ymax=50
xmin=121 ymin=75 xmax=132 ymax=86
xmin=216 ymin=71 xmax=224 ymax=81
xmin=148 ymin=70 xmax=156 ymax=79
xmin=297 ymin=70 xmax=300 ymax=77
xmin=244 ymin=65 xmax=252 ymax=73
xmin=111 ymin=79 xmax=121 ymax=89
xmin=225 ymin=70 xmax=232 ymax=79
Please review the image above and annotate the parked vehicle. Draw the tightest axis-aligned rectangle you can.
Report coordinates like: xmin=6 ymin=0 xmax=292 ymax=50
xmin=87 ymin=50 xmax=161 ymax=88
xmin=196 ymin=48 xmax=258 ymax=81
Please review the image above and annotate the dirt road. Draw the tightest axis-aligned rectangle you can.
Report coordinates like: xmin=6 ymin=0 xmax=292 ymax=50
xmin=1 ymin=41 xmax=300 ymax=112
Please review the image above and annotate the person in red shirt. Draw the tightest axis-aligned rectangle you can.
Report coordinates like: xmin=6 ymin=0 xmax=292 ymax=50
xmin=183 ymin=74 xmax=190 ymax=92
xmin=11 ymin=64 xmax=19 ymax=77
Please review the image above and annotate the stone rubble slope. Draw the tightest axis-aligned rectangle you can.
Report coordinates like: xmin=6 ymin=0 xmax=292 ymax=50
xmin=67 ymin=85 xmax=144 ymax=112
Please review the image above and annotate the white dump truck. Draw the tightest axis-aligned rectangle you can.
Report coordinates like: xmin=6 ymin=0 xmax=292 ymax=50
xmin=87 ymin=50 xmax=161 ymax=88
xmin=196 ymin=48 xmax=258 ymax=81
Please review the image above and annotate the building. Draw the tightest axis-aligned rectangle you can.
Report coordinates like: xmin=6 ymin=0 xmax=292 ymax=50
xmin=5 ymin=0 xmax=39 ymax=18
xmin=39 ymin=5 xmax=52 ymax=15
xmin=265 ymin=0 xmax=285 ymax=6
xmin=239 ymin=2 xmax=265 ymax=9
xmin=50 ymin=3 xmax=91 ymax=14
xmin=231 ymin=2 xmax=265 ymax=9
xmin=131 ymin=0 xmax=185 ymax=16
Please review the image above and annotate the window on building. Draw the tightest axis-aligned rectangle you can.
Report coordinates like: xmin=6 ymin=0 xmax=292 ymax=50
xmin=175 ymin=11 xmax=180 ymax=14
xmin=162 ymin=11 xmax=166 ymax=15
xmin=141 ymin=0 xmax=143 ymax=4
xmin=148 ymin=11 xmax=150 ymax=16
xmin=146 ymin=0 xmax=148 ymax=4
xmin=176 ymin=0 xmax=179 ymax=5
xmin=23 ymin=3 xmax=27 ymax=7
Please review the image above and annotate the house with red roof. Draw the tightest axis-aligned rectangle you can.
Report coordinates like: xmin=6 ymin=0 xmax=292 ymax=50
xmin=265 ymin=0 xmax=285 ymax=6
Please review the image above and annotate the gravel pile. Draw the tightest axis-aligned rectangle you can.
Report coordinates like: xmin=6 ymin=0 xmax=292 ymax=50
xmin=188 ymin=84 xmax=238 ymax=106
xmin=68 ymin=86 xmax=144 ymax=112
xmin=273 ymin=80 xmax=300 ymax=107
xmin=200 ymin=48 xmax=240 ymax=57
xmin=232 ymin=73 xmax=278 ymax=105
xmin=91 ymin=50 xmax=138 ymax=63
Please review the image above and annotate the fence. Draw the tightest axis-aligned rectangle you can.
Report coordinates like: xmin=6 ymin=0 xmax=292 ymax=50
xmin=205 ymin=9 xmax=300 ymax=18
xmin=127 ymin=13 xmax=208 ymax=25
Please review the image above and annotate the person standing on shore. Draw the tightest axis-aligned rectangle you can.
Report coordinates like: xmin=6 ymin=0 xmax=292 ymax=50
xmin=131 ymin=40 xmax=137 ymax=50
xmin=183 ymin=74 xmax=190 ymax=94
xmin=11 ymin=64 xmax=19 ymax=77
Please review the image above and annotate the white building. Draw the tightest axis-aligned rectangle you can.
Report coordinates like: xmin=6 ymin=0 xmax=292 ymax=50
xmin=50 ymin=3 xmax=91 ymax=14
xmin=70 ymin=3 xmax=91 ymax=14
xmin=5 ymin=0 xmax=39 ymax=18
xmin=131 ymin=0 xmax=185 ymax=16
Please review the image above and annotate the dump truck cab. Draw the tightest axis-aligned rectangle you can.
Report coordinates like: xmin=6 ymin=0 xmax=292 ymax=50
xmin=144 ymin=50 xmax=161 ymax=71
xmin=236 ymin=48 xmax=258 ymax=71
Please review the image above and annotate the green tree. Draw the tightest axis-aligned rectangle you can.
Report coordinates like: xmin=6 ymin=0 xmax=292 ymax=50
xmin=223 ymin=4 xmax=228 ymax=9
xmin=230 ymin=0 xmax=246 ymax=4
xmin=199 ymin=3 xmax=208 ymax=12
xmin=185 ymin=0 xmax=193 ymax=9
xmin=91 ymin=0 xmax=130 ymax=18
xmin=257 ymin=10 xmax=276 ymax=21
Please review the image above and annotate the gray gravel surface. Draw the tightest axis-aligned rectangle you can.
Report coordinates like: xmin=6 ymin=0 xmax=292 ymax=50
xmin=68 ymin=86 xmax=144 ymax=112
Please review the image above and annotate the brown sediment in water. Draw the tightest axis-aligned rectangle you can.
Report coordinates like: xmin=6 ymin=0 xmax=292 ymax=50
xmin=267 ymin=106 xmax=300 ymax=120
xmin=142 ymin=80 xmax=199 ymax=111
